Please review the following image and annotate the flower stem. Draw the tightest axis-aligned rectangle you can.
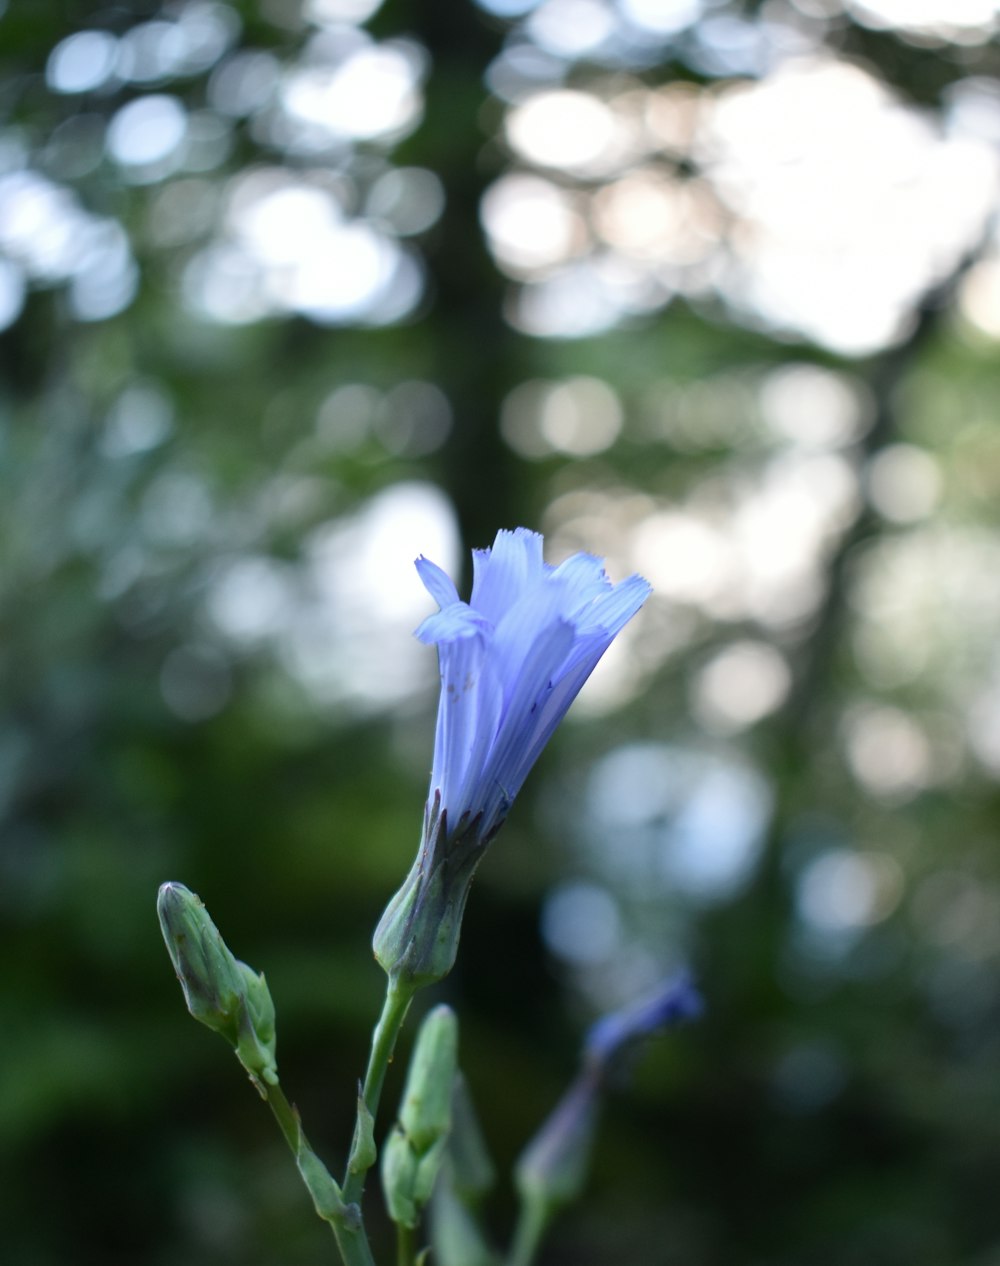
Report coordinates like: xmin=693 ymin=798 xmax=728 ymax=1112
xmin=343 ymin=976 xmax=416 ymax=1207
xmin=506 ymin=1195 xmax=551 ymax=1266
xmin=396 ymin=1221 xmax=417 ymax=1266
xmin=261 ymin=1075 xmax=376 ymax=1266
xmin=262 ymin=1075 xmax=304 ymax=1152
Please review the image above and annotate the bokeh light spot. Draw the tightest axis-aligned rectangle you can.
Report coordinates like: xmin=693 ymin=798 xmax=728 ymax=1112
xmin=692 ymin=640 xmax=792 ymax=733
xmin=866 ymin=444 xmax=942 ymax=523
xmin=102 ymin=382 xmax=174 ymax=457
xmin=797 ymin=848 xmax=903 ymax=933
xmin=507 ymin=90 xmax=620 ymax=173
xmin=107 ymin=95 xmax=188 ymax=174
xmin=481 ymin=174 xmax=586 ymax=275
xmin=160 ymin=645 xmax=233 ymax=722
xmin=542 ymin=881 xmax=622 ymax=965
xmin=46 ymin=30 xmax=119 ymax=94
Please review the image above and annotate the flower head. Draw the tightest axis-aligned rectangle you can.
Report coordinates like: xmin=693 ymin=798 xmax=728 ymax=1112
xmin=584 ymin=970 xmax=704 ymax=1067
xmin=374 ymin=528 xmax=649 ymax=989
xmin=415 ymin=527 xmax=651 ymax=842
xmin=515 ymin=970 xmax=702 ymax=1219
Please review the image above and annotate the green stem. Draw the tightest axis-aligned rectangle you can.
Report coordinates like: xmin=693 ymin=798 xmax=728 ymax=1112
xmin=343 ymin=975 xmax=416 ymax=1206
xmin=263 ymin=1076 xmax=305 ymax=1153
xmin=396 ymin=1220 xmax=417 ymax=1266
xmin=262 ymin=1076 xmax=376 ymax=1266
xmin=507 ymin=1196 xmax=551 ymax=1266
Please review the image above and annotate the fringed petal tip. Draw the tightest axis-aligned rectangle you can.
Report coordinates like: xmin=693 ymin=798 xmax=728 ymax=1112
xmin=576 ymin=573 xmax=651 ymax=636
xmin=492 ymin=526 xmax=544 ymax=550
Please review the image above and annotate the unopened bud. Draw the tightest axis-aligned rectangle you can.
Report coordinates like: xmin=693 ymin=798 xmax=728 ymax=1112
xmin=447 ymin=1075 xmax=495 ymax=1200
xmin=514 ymin=1072 xmax=598 ymax=1214
xmin=430 ymin=1177 xmax=501 ymax=1266
xmin=157 ymin=882 xmax=277 ymax=1085
xmin=381 ymin=1005 xmax=458 ymax=1228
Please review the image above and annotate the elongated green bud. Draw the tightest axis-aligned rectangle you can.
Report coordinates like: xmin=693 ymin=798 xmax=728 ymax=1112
xmin=430 ymin=1176 xmax=501 ymax=1266
xmin=514 ymin=1071 xmax=599 ymax=1214
xmin=158 ymin=881 xmax=243 ymax=1037
xmin=447 ymin=1074 xmax=495 ymax=1201
xmin=157 ymin=882 xmax=277 ymax=1085
xmin=399 ymin=1005 xmax=457 ymax=1151
xmin=381 ymin=1005 xmax=458 ymax=1228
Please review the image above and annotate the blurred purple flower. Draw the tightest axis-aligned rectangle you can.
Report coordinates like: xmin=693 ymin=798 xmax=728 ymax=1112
xmin=584 ymin=970 xmax=704 ymax=1066
xmin=516 ymin=971 xmax=703 ymax=1216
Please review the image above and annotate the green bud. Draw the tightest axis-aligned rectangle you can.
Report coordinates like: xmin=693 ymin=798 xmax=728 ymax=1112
xmin=447 ymin=1075 xmax=495 ymax=1201
xmin=430 ymin=1173 xmax=501 ymax=1266
xmin=383 ymin=1127 xmax=449 ymax=1228
xmin=514 ymin=1072 xmax=598 ymax=1213
xmin=381 ymin=1005 xmax=458 ymax=1229
xmin=381 ymin=1122 xmax=418 ymax=1227
xmin=157 ymin=882 xmax=277 ymax=1085
xmin=399 ymin=1005 xmax=457 ymax=1152
xmin=158 ymin=882 xmax=244 ymax=1040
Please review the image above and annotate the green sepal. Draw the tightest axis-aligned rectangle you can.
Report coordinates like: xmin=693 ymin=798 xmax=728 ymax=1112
xmin=235 ymin=962 xmax=278 ymax=1085
xmin=373 ymin=802 xmax=486 ymax=989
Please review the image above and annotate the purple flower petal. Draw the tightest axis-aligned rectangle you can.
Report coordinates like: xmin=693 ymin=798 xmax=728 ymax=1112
xmin=416 ymin=527 xmax=650 ymax=840
xmin=416 ymin=555 xmax=462 ymax=609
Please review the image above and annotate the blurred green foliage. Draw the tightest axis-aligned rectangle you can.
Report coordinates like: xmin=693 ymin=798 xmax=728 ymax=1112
xmin=5 ymin=1 xmax=1000 ymax=1264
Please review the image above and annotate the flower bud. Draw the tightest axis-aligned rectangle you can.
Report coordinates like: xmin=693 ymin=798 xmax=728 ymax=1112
xmin=514 ymin=971 xmax=703 ymax=1243
xmin=430 ymin=1177 xmax=501 ymax=1266
xmin=514 ymin=1072 xmax=598 ymax=1214
xmin=584 ymin=970 xmax=703 ymax=1069
xmin=381 ymin=1005 xmax=458 ymax=1228
xmin=157 ymin=882 xmax=277 ymax=1085
xmin=447 ymin=1074 xmax=495 ymax=1201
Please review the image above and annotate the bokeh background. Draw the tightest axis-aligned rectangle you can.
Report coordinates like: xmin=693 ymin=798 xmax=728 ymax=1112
xmin=5 ymin=0 xmax=1000 ymax=1262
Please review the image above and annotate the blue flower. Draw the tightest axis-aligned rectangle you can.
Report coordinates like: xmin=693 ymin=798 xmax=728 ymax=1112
xmin=374 ymin=527 xmax=650 ymax=990
xmin=415 ymin=526 xmax=651 ymax=843
xmin=515 ymin=971 xmax=703 ymax=1214
xmin=584 ymin=970 xmax=704 ymax=1066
